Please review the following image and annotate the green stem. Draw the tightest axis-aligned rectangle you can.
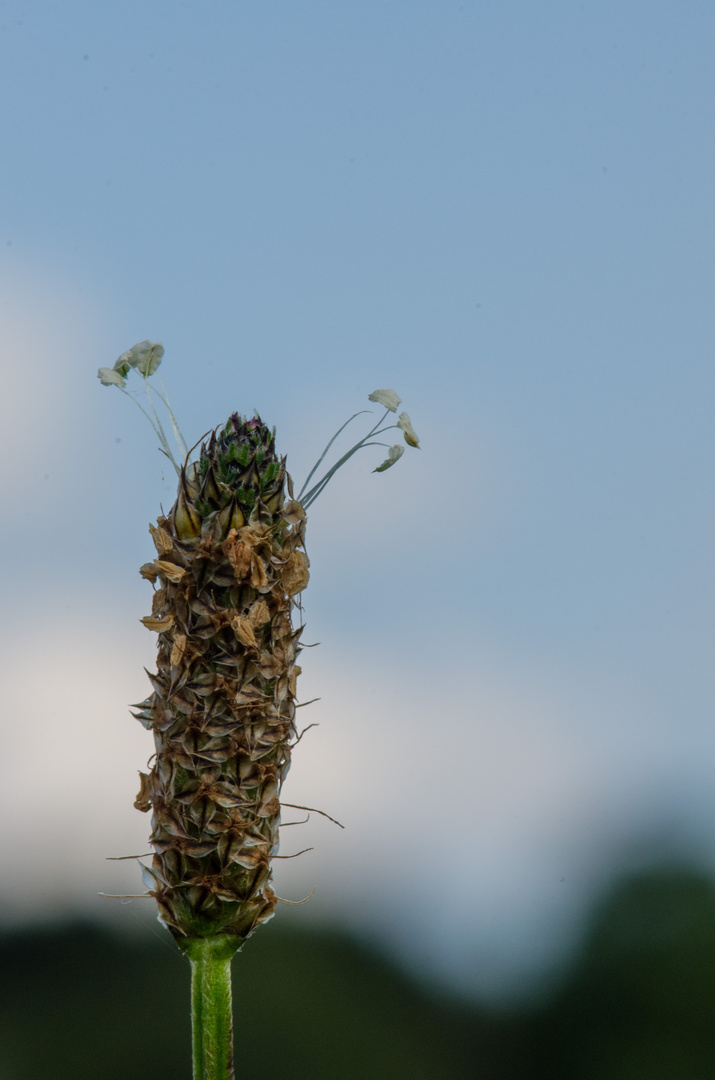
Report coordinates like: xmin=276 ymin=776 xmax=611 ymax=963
xmin=186 ymin=937 xmax=239 ymax=1080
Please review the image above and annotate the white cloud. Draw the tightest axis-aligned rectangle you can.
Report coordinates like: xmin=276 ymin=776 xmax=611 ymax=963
xmin=0 ymin=600 xmax=155 ymax=920
xmin=265 ymin=640 xmax=694 ymax=993
xmin=0 ymin=261 xmax=102 ymax=492
xmin=1 ymin=594 xmax=707 ymax=996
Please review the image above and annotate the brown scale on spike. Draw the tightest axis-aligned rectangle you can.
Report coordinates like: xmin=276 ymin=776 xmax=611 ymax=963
xmin=133 ymin=414 xmax=309 ymax=950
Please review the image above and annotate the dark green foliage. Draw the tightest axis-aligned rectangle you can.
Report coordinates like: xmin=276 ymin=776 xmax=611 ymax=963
xmin=0 ymin=920 xmax=487 ymax=1080
xmin=518 ymin=866 xmax=715 ymax=1080
xmin=0 ymin=922 xmax=191 ymax=1080
xmin=5 ymin=866 xmax=715 ymax=1079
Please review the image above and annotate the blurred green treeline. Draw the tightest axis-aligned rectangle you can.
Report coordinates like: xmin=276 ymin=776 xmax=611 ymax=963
xmin=2 ymin=865 xmax=715 ymax=1079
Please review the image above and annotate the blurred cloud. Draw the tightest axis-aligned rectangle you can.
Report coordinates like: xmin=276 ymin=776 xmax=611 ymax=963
xmin=0 ymin=260 xmax=98 ymax=485
xmin=275 ymin=639 xmax=701 ymax=993
xmin=4 ymin=586 xmax=712 ymax=997
xmin=0 ymin=598 xmax=152 ymax=920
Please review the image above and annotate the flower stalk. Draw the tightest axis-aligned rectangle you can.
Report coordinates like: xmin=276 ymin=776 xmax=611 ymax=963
xmin=186 ymin=937 xmax=237 ymax=1080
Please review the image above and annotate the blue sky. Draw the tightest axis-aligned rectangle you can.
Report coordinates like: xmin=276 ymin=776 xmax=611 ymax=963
xmin=1 ymin=1 xmax=714 ymax=998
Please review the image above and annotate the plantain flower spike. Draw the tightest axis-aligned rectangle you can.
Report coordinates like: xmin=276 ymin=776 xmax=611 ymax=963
xmin=100 ymin=347 xmax=420 ymax=958
xmin=133 ymin=412 xmax=309 ymax=952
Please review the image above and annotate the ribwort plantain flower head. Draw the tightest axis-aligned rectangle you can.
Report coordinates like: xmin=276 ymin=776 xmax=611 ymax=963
xmin=100 ymin=346 xmax=420 ymax=955
xmin=133 ymin=409 xmax=308 ymax=950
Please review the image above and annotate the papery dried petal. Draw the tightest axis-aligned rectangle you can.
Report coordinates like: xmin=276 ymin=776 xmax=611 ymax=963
xmin=150 ymin=524 xmax=174 ymax=553
xmin=134 ymin=771 xmax=153 ymax=812
xmin=232 ymin=615 xmax=258 ymax=649
xmin=170 ymin=633 xmax=187 ymax=667
xmin=141 ymin=614 xmax=175 ymax=632
xmin=247 ymin=600 xmax=270 ymax=627
xmin=155 ymin=560 xmax=186 ymax=583
xmin=282 ymin=550 xmax=310 ymax=596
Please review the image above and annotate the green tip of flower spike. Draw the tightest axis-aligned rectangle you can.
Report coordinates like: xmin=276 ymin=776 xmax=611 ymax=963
xmin=182 ymin=413 xmax=286 ymax=536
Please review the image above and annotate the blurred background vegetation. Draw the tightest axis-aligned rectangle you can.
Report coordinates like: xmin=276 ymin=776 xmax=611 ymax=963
xmin=3 ymin=863 xmax=715 ymax=1079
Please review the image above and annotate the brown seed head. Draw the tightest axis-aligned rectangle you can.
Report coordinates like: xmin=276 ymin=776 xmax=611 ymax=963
xmin=133 ymin=414 xmax=308 ymax=951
